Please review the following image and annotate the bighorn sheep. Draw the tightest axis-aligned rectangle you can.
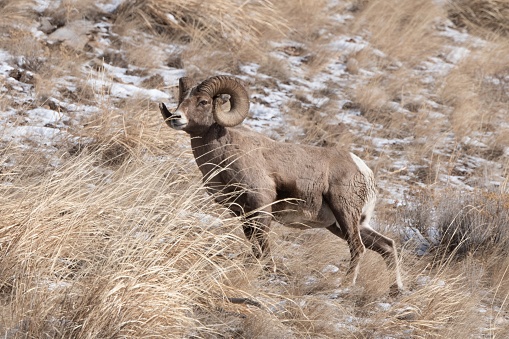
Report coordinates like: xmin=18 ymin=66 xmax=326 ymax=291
xmin=159 ymin=75 xmax=403 ymax=292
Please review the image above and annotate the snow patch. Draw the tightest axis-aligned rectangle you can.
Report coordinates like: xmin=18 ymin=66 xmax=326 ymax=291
xmin=96 ymin=0 xmax=125 ymax=13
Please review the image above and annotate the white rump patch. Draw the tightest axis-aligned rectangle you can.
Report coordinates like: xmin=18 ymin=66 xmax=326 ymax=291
xmin=350 ymin=152 xmax=373 ymax=179
xmin=350 ymin=152 xmax=376 ymax=222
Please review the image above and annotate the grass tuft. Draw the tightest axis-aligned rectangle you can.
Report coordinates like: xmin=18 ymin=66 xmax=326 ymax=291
xmin=114 ymin=0 xmax=287 ymax=52
xmin=448 ymin=0 xmax=509 ymax=37
xmin=402 ymin=188 xmax=509 ymax=261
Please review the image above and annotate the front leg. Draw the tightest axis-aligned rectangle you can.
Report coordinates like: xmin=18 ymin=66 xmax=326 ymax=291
xmin=242 ymin=212 xmax=271 ymax=259
xmin=240 ymin=186 xmax=276 ymax=259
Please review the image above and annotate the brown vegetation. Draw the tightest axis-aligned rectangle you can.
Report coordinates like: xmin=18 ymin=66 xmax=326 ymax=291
xmin=1 ymin=0 xmax=509 ymax=337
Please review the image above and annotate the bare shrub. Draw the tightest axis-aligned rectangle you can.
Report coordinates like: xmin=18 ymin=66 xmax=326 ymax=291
xmin=402 ymin=189 xmax=509 ymax=260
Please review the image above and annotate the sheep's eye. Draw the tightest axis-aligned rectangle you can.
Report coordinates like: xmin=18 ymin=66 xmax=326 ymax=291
xmin=199 ymin=100 xmax=208 ymax=106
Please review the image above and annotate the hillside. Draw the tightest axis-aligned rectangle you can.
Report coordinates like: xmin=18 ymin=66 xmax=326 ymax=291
xmin=1 ymin=0 xmax=509 ymax=337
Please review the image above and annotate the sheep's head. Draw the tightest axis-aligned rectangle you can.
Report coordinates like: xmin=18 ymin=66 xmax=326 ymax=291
xmin=159 ymin=75 xmax=250 ymax=135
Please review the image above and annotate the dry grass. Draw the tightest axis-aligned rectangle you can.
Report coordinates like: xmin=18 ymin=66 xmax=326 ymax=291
xmin=40 ymin=0 xmax=108 ymax=25
xmin=0 ymin=0 xmax=35 ymax=29
xmin=353 ymin=77 xmax=391 ymax=118
xmin=181 ymin=43 xmax=243 ymax=80
xmin=0 ymin=106 xmax=256 ymax=337
xmin=448 ymin=0 xmax=509 ymax=37
xmin=438 ymin=36 xmax=509 ymax=143
xmin=274 ymin=0 xmax=331 ymax=42
xmin=401 ymin=188 xmax=509 ymax=260
xmin=352 ymin=0 xmax=446 ymax=64
xmin=2 ymin=0 xmax=509 ymax=336
xmin=114 ymin=0 xmax=286 ymax=53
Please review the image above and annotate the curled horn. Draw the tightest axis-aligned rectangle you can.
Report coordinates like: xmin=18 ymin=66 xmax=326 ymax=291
xmin=159 ymin=102 xmax=173 ymax=127
xmin=197 ymin=76 xmax=249 ymax=127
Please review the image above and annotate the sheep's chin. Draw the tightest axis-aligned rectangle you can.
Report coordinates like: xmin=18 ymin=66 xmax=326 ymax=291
xmin=171 ymin=121 xmax=187 ymax=130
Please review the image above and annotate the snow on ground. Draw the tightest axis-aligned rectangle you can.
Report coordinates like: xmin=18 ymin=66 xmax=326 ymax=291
xmin=0 ymin=0 xmax=506 ymax=238
xmin=1 ymin=1 xmax=508 ymax=335
xmin=0 ymin=0 xmax=506 ymax=236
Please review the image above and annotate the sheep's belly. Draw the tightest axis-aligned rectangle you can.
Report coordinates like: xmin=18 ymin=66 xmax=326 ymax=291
xmin=272 ymin=202 xmax=336 ymax=229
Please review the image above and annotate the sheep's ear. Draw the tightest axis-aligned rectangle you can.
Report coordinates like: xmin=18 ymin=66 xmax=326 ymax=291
xmin=178 ymin=77 xmax=194 ymax=104
xmin=214 ymin=94 xmax=230 ymax=106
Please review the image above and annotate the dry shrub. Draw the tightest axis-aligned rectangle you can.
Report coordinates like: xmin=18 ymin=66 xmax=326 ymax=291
xmin=257 ymin=55 xmax=291 ymax=82
xmin=235 ymin=307 xmax=301 ymax=338
xmin=448 ymin=0 xmax=509 ymax=37
xmin=485 ymin=254 xmax=509 ymax=328
xmin=69 ymin=97 xmax=172 ymax=167
xmin=346 ymin=48 xmax=381 ymax=74
xmin=121 ymin=39 xmax=164 ymax=70
xmin=351 ymin=78 xmax=414 ymax=138
xmin=181 ymin=43 xmax=242 ymax=79
xmin=0 ymin=29 xmax=88 ymax=105
xmin=402 ymin=188 xmax=509 ymax=261
xmin=352 ymin=0 xmax=446 ymax=63
xmin=305 ymin=44 xmax=342 ymax=77
xmin=0 ymin=31 xmax=47 ymax=73
xmin=395 ymin=276 xmax=479 ymax=338
xmin=384 ymin=67 xmax=427 ymax=106
xmin=353 ymin=78 xmax=390 ymax=117
xmin=439 ymin=71 xmax=481 ymax=139
xmin=264 ymin=1 xmax=347 ymax=77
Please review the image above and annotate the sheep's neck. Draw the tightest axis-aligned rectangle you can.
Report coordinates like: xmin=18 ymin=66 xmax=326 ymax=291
xmin=189 ymin=123 xmax=229 ymax=178
xmin=189 ymin=123 xmax=226 ymax=148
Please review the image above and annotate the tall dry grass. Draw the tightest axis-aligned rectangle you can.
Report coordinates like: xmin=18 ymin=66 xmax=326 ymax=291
xmin=351 ymin=0 xmax=446 ymax=64
xmin=1 ymin=102 xmax=497 ymax=338
xmin=2 ymin=0 xmax=509 ymax=336
xmin=114 ymin=0 xmax=286 ymax=51
xmin=0 ymin=0 xmax=35 ymax=29
xmin=448 ymin=0 xmax=509 ymax=37
xmin=439 ymin=35 xmax=509 ymax=145
xmin=391 ymin=187 xmax=509 ymax=336
xmin=0 ymin=106 xmax=259 ymax=337
xmin=401 ymin=188 xmax=509 ymax=261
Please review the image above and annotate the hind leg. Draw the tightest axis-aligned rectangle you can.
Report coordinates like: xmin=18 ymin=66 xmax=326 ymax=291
xmin=327 ymin=221 xmax=403 ymax=293
xmin=360 ymin=225 xmax=403 ymax=292
xmin=326 ymin=211 xmax=365 ymax=286
xmin=359 ymin=202 xmax=403 ymax=292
